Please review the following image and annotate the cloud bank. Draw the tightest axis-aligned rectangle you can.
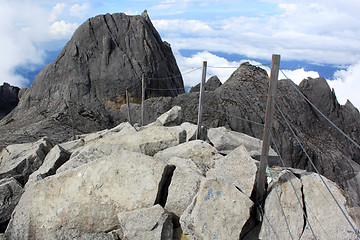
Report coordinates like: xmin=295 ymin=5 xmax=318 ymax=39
xmin=328 ymin=61 xmax=360 ymax=109
xmin=0 ymin=2 xmax=92 ymax=88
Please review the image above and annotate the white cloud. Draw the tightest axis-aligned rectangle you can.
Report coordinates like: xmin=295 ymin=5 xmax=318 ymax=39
xmin=174 ymin=50 xmax=269 ymax=87
xmin=153 ymin=19 xmax=213 ymax=35
xmin=124 ymin=10 xmax=140 ymax=16
xmin=50 ymin=21 xmax=78 ymax=38
xmin=0 ymin=2 xmax=87 ymax=88
xmin=70 ymin=3 xmax=91 ymax=19
xmin=50 ymin=3 xmax=66 ymax=22
xmin=0 ymin=1 xmax=49 ymax=88
xmin=278 ymin=68 xmax=320 ymax=84
xmin=155 ymin=1 xmax=360 ymax=65
xmin=328 ymin=61 xmax=360 ymax=110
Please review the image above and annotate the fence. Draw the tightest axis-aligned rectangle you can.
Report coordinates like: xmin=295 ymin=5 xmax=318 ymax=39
xmin=122 ymin=55 xmax=360 ymax=239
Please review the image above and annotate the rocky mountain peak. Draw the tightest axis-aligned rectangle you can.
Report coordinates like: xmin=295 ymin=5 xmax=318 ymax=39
xmin=0 ymin=12 xmax=184 ymax=146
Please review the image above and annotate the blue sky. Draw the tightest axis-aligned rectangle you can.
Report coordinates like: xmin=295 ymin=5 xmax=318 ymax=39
xmin=1 ymin=0 xmax=360 ymax=109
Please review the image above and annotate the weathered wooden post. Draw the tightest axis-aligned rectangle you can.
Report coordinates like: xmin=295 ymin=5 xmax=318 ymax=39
xmin=196 ymin=61 xmax=207 ymax=139
xmin=141 ymin=75 xmax=145 ymax=126
xmin=256 ymin=54 xmax=280 ymax=205
xmin=126 ymin=88 xmax=132 ymax=124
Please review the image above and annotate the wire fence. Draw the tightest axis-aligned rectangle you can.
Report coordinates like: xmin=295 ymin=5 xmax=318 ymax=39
xmin=121 ymin=60 xmax=360 ymax=239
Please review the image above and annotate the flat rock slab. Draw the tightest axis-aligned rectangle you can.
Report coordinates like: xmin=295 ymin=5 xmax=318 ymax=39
xmin=154 ymin=140 xmax=221 ymax=174
xmin=58 ymin=125 xmax=184 ymax=173
xmin=207 ymin=126 xmax=277 ymax=157
xmin=300 ymin=173 xmax=359 ymax=240
xmin=5 ymin=150 xmax=165 ymax=239
xmin=100 ymin=125 xmax=186 ymax=156
xmin=0 ymin=137 xmax=53 ymax=185
xmin=207 ymin=145 xmax=258 ymax=198
xmin=180 ymin=178 xmax=253 ymax=240
xmin=117 ymin=205 xmax=173 ymax=240
xmin=164 ymin=160 xmax=205 ymax=217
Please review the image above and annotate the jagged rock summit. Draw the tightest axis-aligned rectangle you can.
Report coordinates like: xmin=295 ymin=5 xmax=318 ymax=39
xmin=0 ymin=83 xmax=20 ymax=120
xmin=1 ymin=107 xmax=359 ymax=239
xmin=0 ymin=11 xmax=184 ymax=148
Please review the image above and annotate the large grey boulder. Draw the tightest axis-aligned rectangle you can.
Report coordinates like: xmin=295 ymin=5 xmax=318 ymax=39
xmin=260 ymin=170 xmax=360 ymax=240
xmin=207 ymin=145 xmax=258 ymax=198
xmin=0 ymin=11 xmax=184 ymax=149
xmin=5 ymin=150 xmax=166 ymax=239
xmin=0 ymin=137 xmax=53 ymax=185
xmin=27 ymin=145 xmax=71 ymax=185
xmin=98 ymin=125 xmax=186 ymax=156
xmin=0 ymin=83 xmax=20 ymax=120
xmin=153 ymin=105 xmax=182 ymax=127
xmin=154 ymin=140 xmax=222 ymax=174
xmin=180 ymin=178 xmax=253 ymax=240
xmin=207 ymin=126 xmax=277 ymax=158
xmin=259 ymin=171 xmax=304 ymax=240
xmin=300 ymin=173 xmax=359 ymax=240
xmin=0 ymin=178 xmax=23 ymax=232
xmin=57 ymin=125 xmax=184 ymax=173
xmin=116 ymin=205 xmax=173 ymax=240
xmin=164 ymin=158 xmax=205 ymax=217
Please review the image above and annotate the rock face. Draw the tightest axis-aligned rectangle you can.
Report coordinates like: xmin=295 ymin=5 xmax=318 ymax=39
xmin=2 ymin=108 xmax=359 ymax=239
xmin=0 ymin=83 xmax=20 ymax=120
xmin=0 ymin=11 xmax=184 ymax=148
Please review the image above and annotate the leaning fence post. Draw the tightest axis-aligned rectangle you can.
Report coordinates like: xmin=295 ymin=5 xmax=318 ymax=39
xmin=126 ymin=88 xmax=132 ymax=125
xmin=196 ymin=61 xmax=207 ymax=139
xmin=141 ymin=75 xmax=145 ymax=126
xmin=256 ymin=54 xmax=281 ymax=206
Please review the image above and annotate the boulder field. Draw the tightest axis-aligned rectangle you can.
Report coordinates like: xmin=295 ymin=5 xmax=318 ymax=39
xmin=1 ymin=107 xmax=358 ymax=239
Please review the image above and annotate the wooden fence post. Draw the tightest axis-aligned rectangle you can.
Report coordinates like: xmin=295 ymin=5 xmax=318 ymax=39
xmin=126 ymin=88 xmax=132 ymax=125
xmin=196 ymin=61 xmax=207 ymax=139
xmin=256 ymin=54 xmax=281 ymax=205
xmin=141 ymin=75 xmax=145 ymax=126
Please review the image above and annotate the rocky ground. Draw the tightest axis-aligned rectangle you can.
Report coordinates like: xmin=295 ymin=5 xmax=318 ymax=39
xmin=0 ymin=107 xmax=358 ymax=239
